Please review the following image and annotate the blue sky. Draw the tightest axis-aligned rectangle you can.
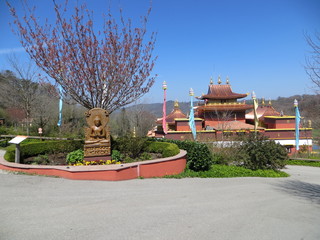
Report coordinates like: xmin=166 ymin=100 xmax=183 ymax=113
xmin=1 ymin=0 xmax=319 ymax=104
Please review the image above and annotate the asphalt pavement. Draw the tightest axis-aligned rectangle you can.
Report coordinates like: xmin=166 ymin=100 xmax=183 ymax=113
xmin=0 ymin=150 xmax=319 ymax=240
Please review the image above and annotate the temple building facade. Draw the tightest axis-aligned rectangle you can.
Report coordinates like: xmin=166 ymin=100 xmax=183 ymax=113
xmin=154 ymin=77 xmax=312 ymax=154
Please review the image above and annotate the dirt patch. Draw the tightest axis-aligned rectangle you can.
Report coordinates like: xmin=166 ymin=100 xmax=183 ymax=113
xmin=23 ymin=153 xmax=68 ymax=165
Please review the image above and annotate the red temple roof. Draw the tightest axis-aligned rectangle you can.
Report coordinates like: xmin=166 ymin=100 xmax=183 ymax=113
xmin=156 ymin=101 xmax=187 ymax=124
xmin=198 ymin=84 xmax=248 ymax=100
xmin=246 ymin=104 xmax=280 ymax=120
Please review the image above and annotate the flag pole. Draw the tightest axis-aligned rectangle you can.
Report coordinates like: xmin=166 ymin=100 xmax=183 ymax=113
xmin=294 ymin=99 xmax=301 ymax=152
xmin=252 ymin=91 xmax=258 ymax=136
xmin=162 ymin=81 xmax=167 ymax=135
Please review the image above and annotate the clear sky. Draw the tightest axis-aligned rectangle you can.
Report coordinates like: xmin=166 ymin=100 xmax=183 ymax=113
xmin=0 ymin=0 xmax=319 ymax=104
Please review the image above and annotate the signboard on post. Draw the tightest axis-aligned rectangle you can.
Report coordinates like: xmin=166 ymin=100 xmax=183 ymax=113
xmin=9 ymin=135 xmax=28 ymax=163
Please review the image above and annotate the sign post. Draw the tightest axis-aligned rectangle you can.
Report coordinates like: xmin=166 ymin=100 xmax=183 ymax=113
xmin=9 ymin=136 xmax=28 ymax=163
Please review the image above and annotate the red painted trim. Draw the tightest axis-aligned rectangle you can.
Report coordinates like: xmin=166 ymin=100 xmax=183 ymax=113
xmin=0 ymin=150 xmax=187 ymax=181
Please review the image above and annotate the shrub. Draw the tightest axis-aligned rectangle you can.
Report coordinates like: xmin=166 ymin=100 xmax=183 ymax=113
xmin=66 ymin=149 xmax=84 ymax=165
xmin=114 ymin=136 xmax=147 ymax=159
xmin=4 ymin=140 xmax=84 ymax=162
xmin=145 ymin=141 xmax=180 ymax=158
xmin=32 ymin=155 xmax=49 ymax=165
xmin=147 ymin=138 xmax=213 ymax=171
xmin=235 ymin=133 xmax=288 ymax=170
xmin=111 ymin=150 xmax=123 ymax=162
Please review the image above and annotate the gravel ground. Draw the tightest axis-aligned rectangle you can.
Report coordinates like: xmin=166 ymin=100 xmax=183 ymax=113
xmin=0 ymin=149 xmax=319 ymax=240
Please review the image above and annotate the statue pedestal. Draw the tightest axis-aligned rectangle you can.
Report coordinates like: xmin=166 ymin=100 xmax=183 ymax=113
xmin=84 ymin=144 xmax=111 ymax=162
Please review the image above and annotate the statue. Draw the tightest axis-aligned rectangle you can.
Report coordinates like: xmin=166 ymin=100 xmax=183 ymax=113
xmin=84 ymin=108 xmax=111 ymax=159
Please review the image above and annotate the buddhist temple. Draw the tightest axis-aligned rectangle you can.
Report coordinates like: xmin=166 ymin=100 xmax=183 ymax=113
xmin=153 ymin=77 xmax=313 ymax=154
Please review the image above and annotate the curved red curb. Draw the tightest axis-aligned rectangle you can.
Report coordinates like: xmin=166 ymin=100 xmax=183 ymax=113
xmin=0 ymin=150 xmax=187 ymax=181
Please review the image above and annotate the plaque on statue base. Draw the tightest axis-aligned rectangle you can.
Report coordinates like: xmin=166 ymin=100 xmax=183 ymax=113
xmin=83 ymin=108 xmax=112 ymax=162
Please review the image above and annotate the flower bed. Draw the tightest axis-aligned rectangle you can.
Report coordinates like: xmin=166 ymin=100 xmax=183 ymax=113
xmin=0 ymin=150 xmax=187 ymax=181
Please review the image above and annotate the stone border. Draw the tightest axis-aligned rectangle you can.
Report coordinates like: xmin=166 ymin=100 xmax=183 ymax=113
xmin=0 ymin=150 xmax=187 ymax=181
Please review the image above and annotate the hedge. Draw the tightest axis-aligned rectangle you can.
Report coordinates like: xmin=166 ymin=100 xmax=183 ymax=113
xmin=148 ymin=138 xmax=213 ymax=171
xmin=145 ymin=141 xmax=180 ymax=158
xmin=4 ymin=140 xmax=84 ymax=162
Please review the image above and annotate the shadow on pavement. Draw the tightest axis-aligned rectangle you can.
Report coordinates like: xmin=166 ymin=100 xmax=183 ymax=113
xmin=276 ymin=180 xmax=320 ymax=204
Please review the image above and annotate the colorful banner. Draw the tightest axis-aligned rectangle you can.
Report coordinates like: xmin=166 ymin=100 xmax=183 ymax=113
xmin=162 ymin=81 xmax=167 ymax=134
xmin=294 ymin=99 xmax=301 ymax=151
xmin=57 ymin=84 xmax=63 ymax=127
xmin=189 ymin=88 xmax=196 ymax=140
xmin=252 ymin=91 xmax=258 ymax=133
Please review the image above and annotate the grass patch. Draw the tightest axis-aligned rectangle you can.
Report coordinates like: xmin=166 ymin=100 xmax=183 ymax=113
xmin=164 ymin=164 xmax=289 ymax=179
xmin=286 ymin=160 xmax=320 ymax=167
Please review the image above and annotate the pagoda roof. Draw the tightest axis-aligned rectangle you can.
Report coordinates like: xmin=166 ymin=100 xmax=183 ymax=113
xmin=156 ymin=101 xmax=187 ymax=124
xmin=246 ymin=105 xmax=280 ymax=120
xmin=197 ymin=104 xmax=253 ymax=112
xmin=198 ymin=84 xmax=248 ymax=100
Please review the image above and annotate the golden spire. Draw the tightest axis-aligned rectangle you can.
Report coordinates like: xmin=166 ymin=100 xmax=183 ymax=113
xmin=218 ymin=75 xmax=222 ymax=84
xmin=210 ymin=76 xmax=213 ymax=85
xmin=268 ymin=99 xmax=272 ymax=106
xmin=174 ymin=99 xmax=179 ymax=109
xmin=226 ymin=76 xmax=230 ymax=84
xmin=262 ymin=98 xmax=265 ymax=106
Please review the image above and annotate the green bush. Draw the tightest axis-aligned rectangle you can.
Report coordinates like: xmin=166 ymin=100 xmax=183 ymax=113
xmin=111 ymin=150 xmax=123 ymax=162
xmin=4 ymin=140 xmax=84 ymax=162
xmin=148 ymin=138 xmax=213 ymax=171
xmin=114 ymin=136 xmax=147 ymax=159
xmin=145 ymin=142 xmax=180 ymax=158
xmin=66 ymin=149 xmax=84 ymax=165
xmin=235 ymin=133 xmax=288 ymax=170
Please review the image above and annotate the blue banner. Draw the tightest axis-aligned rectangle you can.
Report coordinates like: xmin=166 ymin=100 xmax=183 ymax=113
xmin=189 ymin=95 xmax=196 ymax=140
xmin=57 ymin=84 xmax=63 ymax=127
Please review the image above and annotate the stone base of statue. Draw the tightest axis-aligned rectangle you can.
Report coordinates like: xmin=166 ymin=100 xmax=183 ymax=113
xmin=83 ymin=108 xmax=111 ymax=162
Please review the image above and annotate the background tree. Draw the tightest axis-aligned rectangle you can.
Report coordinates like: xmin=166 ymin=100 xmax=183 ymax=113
xmin=8 ymin=0 xmax=157 ymax=113
xmin=0 ymin=56 xmax=39 ymax=135
xmin=305 ymin=32 xmax=320 ymax=93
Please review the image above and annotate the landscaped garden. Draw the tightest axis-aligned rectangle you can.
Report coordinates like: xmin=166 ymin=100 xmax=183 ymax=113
xmin=0 ymin=133 xmax=295 ymax=179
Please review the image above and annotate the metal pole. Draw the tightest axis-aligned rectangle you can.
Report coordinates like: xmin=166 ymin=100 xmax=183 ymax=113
xmin=15 ymin=144 xmax=21 ymax=164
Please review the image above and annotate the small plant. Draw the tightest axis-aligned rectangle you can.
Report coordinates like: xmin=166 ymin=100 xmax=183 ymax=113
xmin=139 ymin=152 xmax=152 ymax=160
xmin=111 ymin=150 xmax=123 ymax=162
xmin=32 ymin=154 xmax=49 ymax=165
xmin=66 ymin=149 xmax=84 ymax=165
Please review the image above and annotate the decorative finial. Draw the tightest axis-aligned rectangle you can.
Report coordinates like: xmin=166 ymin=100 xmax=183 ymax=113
xmin=294 ymin=99 xmax=298 ymax=107
xmin=189 ymin=88 xmax=194 ymax=96
xmin=226 ymin=76 xmax=229 ymax=84
xmin=162 ymin=81 xmax=167 ymax=90
xmin=280 ymin=110 xmax=284 ymax=116
xmin=218 ymin=75 xmax=222 ymax=84
xmin=262 ymin=98 xmax=265 ymax=106
xmin=269 ymin=99 xmax=272 ymax=106
xmin=174 ymin=100 xmax=179 ymax=108
xmin=252 ymin=91 xmax=256 ymax=99
xmin=210 ymin=76 xmax=213 ymax=85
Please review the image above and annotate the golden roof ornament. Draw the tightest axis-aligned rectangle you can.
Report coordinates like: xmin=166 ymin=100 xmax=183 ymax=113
xmin=210 ymin=76 xmax=213 ymax=85
xmin=268 ymin=99 xmax=272 ymax=106
xmin=262 ymin=98 xmax=265 ymax=106
xmin=174 ymin=100 xmax=179 ymax=109
xmin=218 ymin=75 xmax=222 ymax=84
xmin=226 ymin=76 xmax=230 ymax=85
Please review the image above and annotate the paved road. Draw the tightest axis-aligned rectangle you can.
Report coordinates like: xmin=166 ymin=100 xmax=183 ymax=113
xmin=0 ymin=155 xmax=319 ymax=239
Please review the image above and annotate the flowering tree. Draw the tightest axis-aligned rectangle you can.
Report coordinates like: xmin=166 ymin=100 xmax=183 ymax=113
xmin=8 ymin=0 xmax=157 ymax=113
